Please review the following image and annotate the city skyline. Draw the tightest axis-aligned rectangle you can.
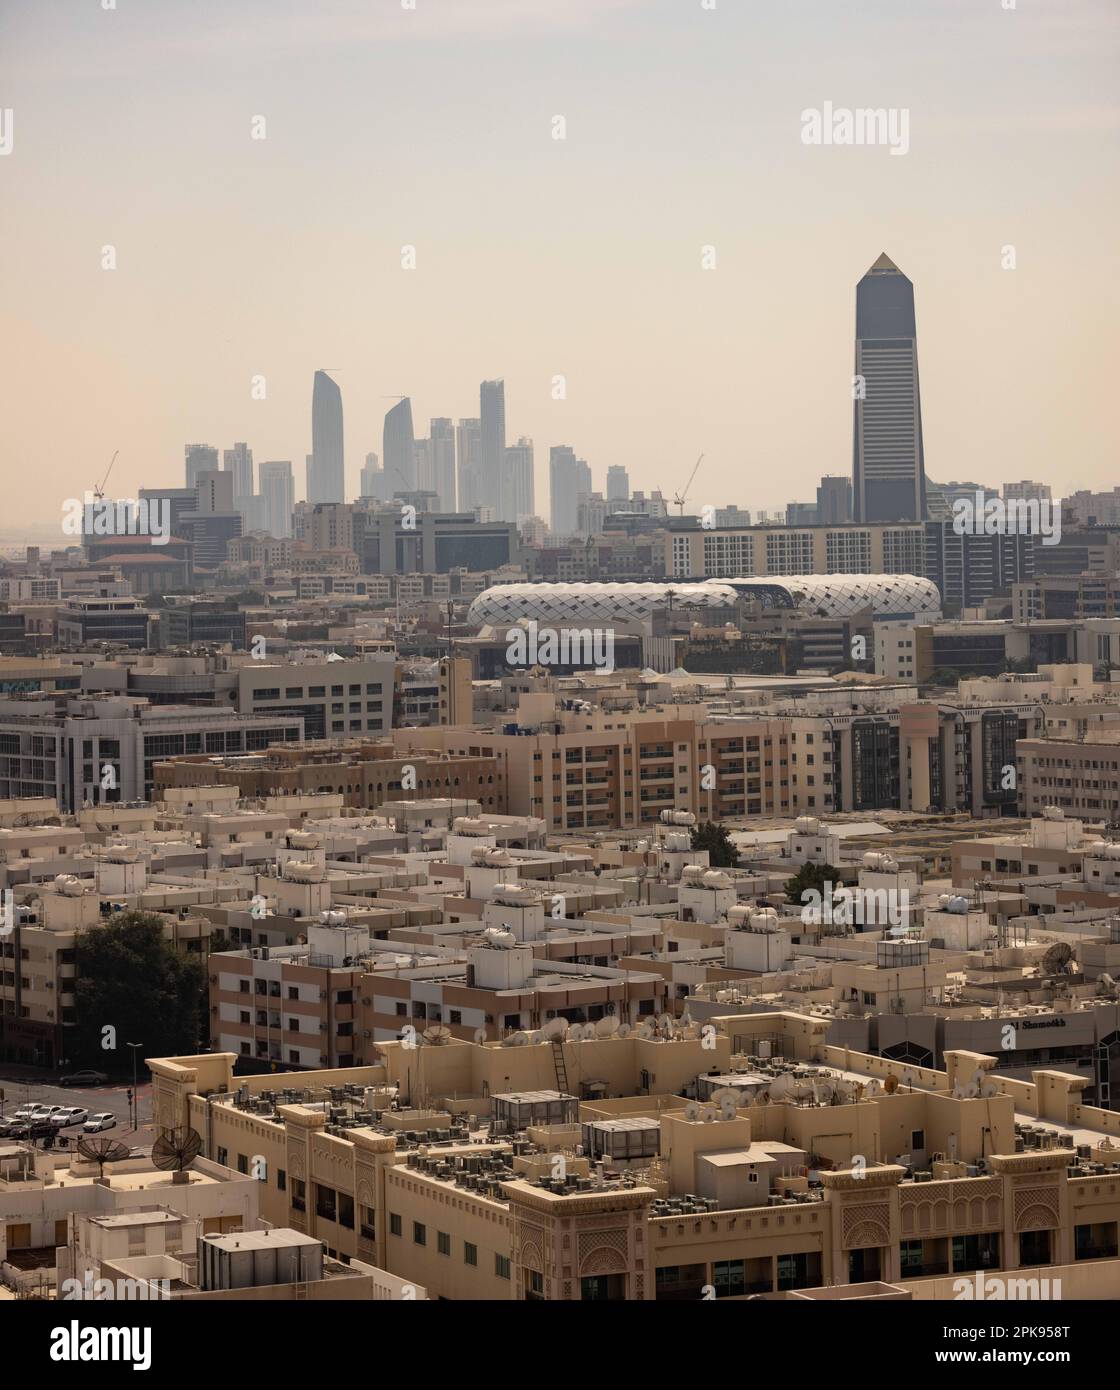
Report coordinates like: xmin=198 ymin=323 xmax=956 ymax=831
xmin=1 ymin=0 xmax=1117 ymax=533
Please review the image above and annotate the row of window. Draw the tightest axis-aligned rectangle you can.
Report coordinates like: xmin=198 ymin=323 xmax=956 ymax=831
xmin=387 ymin=1214 xmax=510 ymax=1276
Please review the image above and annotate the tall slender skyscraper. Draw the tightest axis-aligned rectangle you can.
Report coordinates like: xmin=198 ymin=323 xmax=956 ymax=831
xmin=383 ymin=397 xmax=416 ymax=495
xmin=480 ymin=379 xmax=506 ymax=518
xmin=223 ymin=442 xmax=254 ymax=500
xmin=456 ymin=418 xmax=482 ymax=511
xmin=852 ymin=253 xmax=926 ymax=523
xmin=504 ymin=438 xmax=535 ymax=523
xmin=606 ymin=465 xmax=630 ymax=502
xmin=310 ymin=370 xmax=345 ymax=504
xmin=414 ymin=437 xmax=433 ymax=494
xmin=430 ymin=418 xmax=456 ymax=512
xmin=549 ymin=446 xmax=591 ymax=536
xmin=259 ymin=461 xmax=295 ymax=538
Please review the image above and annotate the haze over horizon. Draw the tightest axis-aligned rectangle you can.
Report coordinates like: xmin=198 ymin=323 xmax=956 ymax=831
xmin=1 ymin=0 xmax=1117 ymax=533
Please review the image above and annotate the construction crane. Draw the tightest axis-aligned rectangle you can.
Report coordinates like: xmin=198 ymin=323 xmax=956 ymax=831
xmin=93 ymin=451 xmax=119 ymax=502
xmin=673 ymin=452 xmax=704 ymax=515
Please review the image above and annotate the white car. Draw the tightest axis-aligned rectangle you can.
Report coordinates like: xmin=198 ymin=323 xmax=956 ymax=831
xmin=82 ymin=1112 xmax=117 ymax=1133
xmin=51 ymin=1106 xmax=88 ymax=1128
xmin=29 ymin=1104 xmax=64 ymax=1121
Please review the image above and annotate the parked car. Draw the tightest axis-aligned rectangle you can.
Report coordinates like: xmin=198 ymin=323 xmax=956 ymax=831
xmin=51 ymin=1106 xmax=88 ymax=1128
xmin=6 ymin=1119 xmax=55 ymax=1140
xmin=0 ymin=1115 xmax=27 ymax=1136
xmin=59 ymin=1070 xmax=109 ymax=1088
xmin=82 ymin=1113 xmax=117 ymax=1133
xmin=11 ymin=1105 xmax=39 ymax=1121
xmin=29 ymin=1104 xmax=64 ymax=1121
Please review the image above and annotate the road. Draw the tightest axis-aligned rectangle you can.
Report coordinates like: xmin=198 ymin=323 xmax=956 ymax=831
xmin=0 ymin=1074 xmax=154 ymax=1152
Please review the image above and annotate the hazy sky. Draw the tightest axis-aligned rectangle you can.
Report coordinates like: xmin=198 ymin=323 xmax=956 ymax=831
xmin=1 ymin=0 xmax=1117 ymax=533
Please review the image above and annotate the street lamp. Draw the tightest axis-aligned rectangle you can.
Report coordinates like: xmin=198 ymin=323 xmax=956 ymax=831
xmin=126 ymin=1042 xmax=144 ymax=1131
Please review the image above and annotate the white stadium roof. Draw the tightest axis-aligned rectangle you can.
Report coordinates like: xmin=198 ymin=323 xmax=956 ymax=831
xmin=466 ymin=575 xmax=941 ymax=626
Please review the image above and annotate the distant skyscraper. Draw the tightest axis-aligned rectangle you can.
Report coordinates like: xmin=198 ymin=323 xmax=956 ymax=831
xmin=414 ymin=437 xmax=433 ymax=494
xmin=504 ymin=438 xmax=535 ymax=523
xmin=816 ymin=475 xmax=852 ymax=524
xmin=310 ymin=370 xmax=345 ymax=504
xmin=360 ymin=452 xmax=380 ymax=498
xmin=852 ymin=253 xmax=926 ymax=523
xmin=383 ymin=397 xmax=415 ymax=495
xmin=223 ymin=442 xmax=254 ymax=501
xmin=259 ymin=461 xmax=294 ymax=539
xmin=430 ymin=418 xmax=456 ymax=512
xmin=606 ymin=465 xmax=630 ymax=503
xmin=456 ymin=418 xmax=482 ymax=511
xmin=480 ymin=379 xmax=506 ymax=517
xmin=185 ymin=443 xmax=218 ymax=490
xmin=550 ymin=446 xmax=592 ymax=536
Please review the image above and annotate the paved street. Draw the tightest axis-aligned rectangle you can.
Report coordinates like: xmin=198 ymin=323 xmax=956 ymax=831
xmin=0 ymin=1073 xmax=154 ymax=1152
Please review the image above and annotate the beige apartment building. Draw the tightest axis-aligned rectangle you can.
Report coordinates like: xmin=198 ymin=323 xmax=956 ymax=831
xmin=666 ymin=523 xmax=927 ymax=581
xmin=149 ymin=1033 xmax=1120 ymax=1300
xmin=392 ymin=706 xmax=792 ymax=832
xmin=154 ymin=739 xmax=507 ymax=816
xmin=1017 ymin=733 xmax=1120 ymax=818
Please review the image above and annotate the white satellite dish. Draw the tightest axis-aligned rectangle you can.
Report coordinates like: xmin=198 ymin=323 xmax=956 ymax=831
xmin=864 ymin=1079 xmax=882 ymax=1096
xmin=710 ymin=1087 xmax=742 ymax=1113
xmin=504 ymin=1031 xmax=529 ymax=1047
xmin=636 ymin=1022 xmax=654 ymax=1040
xmin=595 ymin=1016 xmax=620 ymax=1038
xmin=616 ymin=1022 xmax=631 ymax=1038
xmin=542 ymin=1018 xmax=568 ymax=1041
xmin=684 ymin=1101 xmax=701 ymax=1120
xmin=701 ymin=1106 xmax=718 ymax=1123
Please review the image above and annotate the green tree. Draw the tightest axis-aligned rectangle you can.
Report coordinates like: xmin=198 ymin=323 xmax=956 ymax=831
xmin=785 ymin=861 xmax=840 ymax=906
xmin=690 ymin=821 xmax=740 ymax=869
xmin=71 ymin=912 xmax=207 ymax=1069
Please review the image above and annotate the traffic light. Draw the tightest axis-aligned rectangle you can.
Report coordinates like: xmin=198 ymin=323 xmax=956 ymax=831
xmin=127 ymin=1089 xmax=133 ymax=1102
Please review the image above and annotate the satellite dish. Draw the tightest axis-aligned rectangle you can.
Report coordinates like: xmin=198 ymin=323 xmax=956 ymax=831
xmin=423 ymin=1024 xmax=452 ymax=1045
xmin=1043 ymin=941 xmax=1074 ymax=975
xmin=636 ymin=1022 xmax=654 ymax=1040
xmin=864 ymin=1079 xmax=882 ymax=1096
xmin=616 ymin=1022 xmax=631 ymax=1038
xmin=77 ymin=1135 xmax=131 ymax=1178
xmin=152 ymin=1127 xmax=203 ymax=1173
xmin=542 ymin=1018 xmax=568 ymax=1041
xmin=503 ymin=1031 xmax=529 ymax=1047
xmin=769 ymin=1073 xmax=802 ymax=1101
xmin=814 ymin=1080 xmax=835 ymax=1105
xmin=710 ymin=1087 xmax=742 ymax=1113
xmin=684 ymin=1101 xmax=701 ymax=1120
xmin=595 ymin=1016 xmax=620 ymax=1038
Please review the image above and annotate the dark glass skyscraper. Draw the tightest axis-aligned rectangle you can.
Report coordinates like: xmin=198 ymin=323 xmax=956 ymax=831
xmin=309 ymin=370 xmax=345 ymax=503
xmin=852 ymin=254 xmax=927 ymax=523
xmin=383 ymin=397 xmax=416 ymax=494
